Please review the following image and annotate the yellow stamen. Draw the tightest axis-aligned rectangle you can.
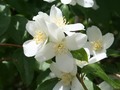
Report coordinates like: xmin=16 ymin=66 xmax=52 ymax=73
xmin=33 ymin=31 xmax=46 ymax=44
xmin=91 ymin=40 xmax=103 ymax=51
xmin=61 ymin=73 xmax=73 ymax=86
xmin=54 ymin=42 xmax=67 ymax=55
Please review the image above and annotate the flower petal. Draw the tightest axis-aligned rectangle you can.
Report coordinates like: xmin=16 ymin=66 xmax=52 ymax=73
xmin=69 ymin=0 xmax=77 ymax=5
xmin=64 ymin=23 xmax=85 ymax=31
xmin=61 ymin=0 xmax=72 ymax=4
xmin=56 ymin=52 xmax=75 ymax=73
xmin=26 ymin=21 xmax=37 ymax=36
xmin=89 ymin=52 xmax=107 ymax=64
xmin=35 ymin=42 xmax=55 ymax=62
xmin=50 ymin=5 xmax=63 ymax=18
xmin=71 ymin=77 xmax=84 ymax=90
xmin=65 ymin=33 xmax=87 ymax=50
xmin=87 ymin=26 xmax=102 ymax=42
xmin=103 ymin=33 xmax=114 ymax=49
xmin=77 ymin=0 xmax=94 ymax=8
xmin=50 ymin=62 xmax=63 ymax=78
xmin=53 ymin=81 xmax=70 ymax=90
xmin=23 ymin=40 xmax=39 ymax=57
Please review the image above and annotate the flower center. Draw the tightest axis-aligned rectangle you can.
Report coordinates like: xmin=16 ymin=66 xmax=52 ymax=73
xmin=54 ymin=42 xmax=67 ymax=55
xmin=91 ymin=40 xmax=103 ymax=51
xmin=33 ymin=31 xmax=46 ymax=44
xmin=53 ymin=17 xmax=67 ymax=27
xmin=61 ymin=73 xmax=73 ymax=86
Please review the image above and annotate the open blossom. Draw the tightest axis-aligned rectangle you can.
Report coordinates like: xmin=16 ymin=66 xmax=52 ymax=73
xmin=23 ymin=17 xmax=49 ymax=57
xmin=61 ymin=0 xmax=94 ymax=8
xmin=34 ymin=5 xmax=85 ymax=36
xmin=84 ymin=26 xmax=114 ymax=60
xmin=50 ymin=62 xmax=84 ymax=90
xmin=35 ymin=23 xmax=87 ymax=72
xmin=76 ymin=48 xmax=107 ymax=68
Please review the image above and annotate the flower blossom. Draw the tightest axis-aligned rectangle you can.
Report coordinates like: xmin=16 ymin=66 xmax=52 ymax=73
xmin=61 ymin=0 xmax=94 ymax=8
xmin=85 ymin=26 xmax=114 ymax=60
xmin=35 ymin=23 xmax=87 ymax=72
xmin=34 ymin=5 xmax=85 ymax=36
xmin=50 ymin=62 xmax=84 ymax=90
xmin=23 ymin=17 xmax=49 ymax=57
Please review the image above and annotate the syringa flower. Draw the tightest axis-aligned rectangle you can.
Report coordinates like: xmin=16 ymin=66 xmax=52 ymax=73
xmin=23 ymin=17 xmax=49 ymax=57
xmin=34 ymin=5 xmax=85 ymax=36
xmin=61 ymin=0 xmax=94 ymax=8
xmin=50 ymin=62 xmax=84 ymax=90
xmin=35 ymin=23 xmax=87 ymax=72
xmin=85 ymin=26 xmax=114 ymax=60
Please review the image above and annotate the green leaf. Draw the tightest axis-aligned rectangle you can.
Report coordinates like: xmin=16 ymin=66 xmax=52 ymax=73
xmin=71 ymin=48 xmax=88 ymax=61
xmin=107 ymin=49 xmax=120 ymax=57
xmin=12 ymin=48 xmax=35 ymax=86
xmin=36 ymin=78 xmax=58 ymax=90
xmin=8 ymin=15 xmax=28 ymax=44
xmin=83 ymin=64 xmax=120 ymax=89
xmin=0 ymin=4 xmax=11 ymax=36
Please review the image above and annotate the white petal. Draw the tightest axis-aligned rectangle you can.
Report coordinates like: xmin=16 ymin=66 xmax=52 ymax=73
xmin=69 ymin=0 xmax=77 ymax=5
xmin=87 ymin=26 xmax=102 ymax=42
xmin=64 ymin=23 xmax=85 ymax=31
xmin=61 ymin=0 xmax=72 ymax=4
xmin=98 ymin=81 xmax=114 ymax=90
xmin=71 ymin=77 xmax=84 ymax=90
xmin=103 ymin=33 xmax=114 ymax=49
xmin=84 ymin=42 xmax=94 ymax=55
xmin=92 ymin=0 xmax=99 ymax=10
xmin=89 ymin=52 xmax=107 ymax=64
xmin=23 ymin=40 xmax=39 ymax=57
xmin=26 ymin=21 xmax=37 ymax=36
xmin=35 ymin=42 xmax=55 ymax=62
xmin=77 ymin=0 xmax=94 ymax=8
xmin=53 ymin=81 xmax=70 ymax=90
xmin=50 ymin=62 xmax=63 ymax=78
xmin=71 ymin=64 xmax=77 ymax=76
xmin=65 ymin=33 xmax=87 ymax=50
xmin=47 ymin=23 xmax=65 ymax=42
xmin=44 ymin=0 xmax=55 ymax=3
xmin=56 ymin=52 xmax=75 ymax=73
xmin=76 ymin=59 xmax=88 ymax=68
xmin=50 ymin=5 xmax=63 ymax=18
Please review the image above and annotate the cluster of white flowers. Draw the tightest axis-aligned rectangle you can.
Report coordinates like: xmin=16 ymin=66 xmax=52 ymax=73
xmin=23 ymin=5 xmax=114 ymax=90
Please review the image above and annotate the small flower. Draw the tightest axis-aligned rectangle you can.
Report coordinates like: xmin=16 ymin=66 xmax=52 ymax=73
xmin=49 ymin=5 xmax=85 ymax=36
xmin=61 ymin=0 xmax=94 ymax=8
xmin=35 ymin=24 xmax=87 ymax=72
xmin=23 ymin=17 xmax=49 ymax=57
xmin=50 ymin=62 xmax=84 ymax=90
xmin=85 ymin=26 xmax=114 ymax=60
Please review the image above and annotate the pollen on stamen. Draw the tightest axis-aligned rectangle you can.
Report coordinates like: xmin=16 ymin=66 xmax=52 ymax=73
xmin=33 ymin=31 xmax=46 ymax=44
xmin=53 ymin=17 xmax=68 ymax=27
xmin=91 ymin=40 xmax=103 ymax=51
xmin=61 ymin=73 xmax=73 ymax=86
xmin=54 ymin=42 xmax=68 ymax=55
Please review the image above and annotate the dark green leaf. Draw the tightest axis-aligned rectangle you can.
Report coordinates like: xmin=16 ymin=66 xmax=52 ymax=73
xmin=36 ymin=78 xmax=58 ymax=90
xmin=71 ymin=48 xmax=88 ymax=61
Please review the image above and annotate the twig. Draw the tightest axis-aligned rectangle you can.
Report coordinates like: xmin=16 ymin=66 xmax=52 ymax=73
xmin=76 ymin=73 xmax=88 ymax=90
xmin=0 ymin=43 xmax=22 ymax=48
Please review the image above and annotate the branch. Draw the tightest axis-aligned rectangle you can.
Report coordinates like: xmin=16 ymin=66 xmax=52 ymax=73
xmin=0 ymin=43 xmax=22 ymax=48
xmin=76 ymin=73 xmax=88 ymax=90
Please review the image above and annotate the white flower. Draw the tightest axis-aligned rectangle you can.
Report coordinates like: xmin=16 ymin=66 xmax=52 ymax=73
xmin=50 ymin=62 xmax=84 ymax=90
xmin=61 ymin=0 xmax=94 ymax=8
xmin=84 ymin=26 xmax=114 ymax=60
xmin=23 ymin=17 xmax=49 ymax=57
xmin=35 ymin=23 xmax=87 ymax=72
xmin=76 ymin=48 xmax=107 ymax=68
xmin=49 ymin=5 xmax=85 ymax=36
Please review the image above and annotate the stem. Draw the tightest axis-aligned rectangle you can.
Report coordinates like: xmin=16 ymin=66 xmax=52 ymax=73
xmin=0 ymin=43 xmax=22 ymax=48
xmin=76 ymin=73 xmax=88 ymax=90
